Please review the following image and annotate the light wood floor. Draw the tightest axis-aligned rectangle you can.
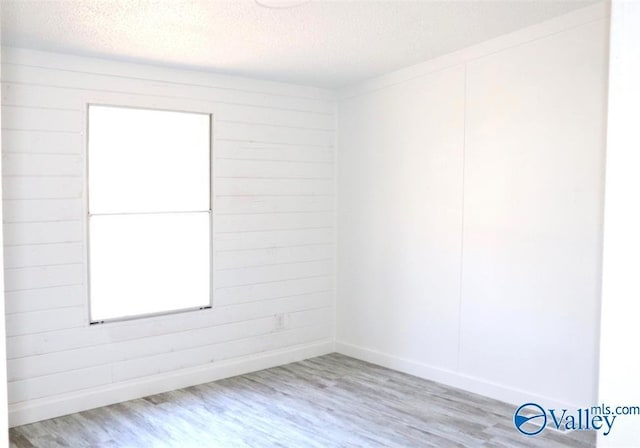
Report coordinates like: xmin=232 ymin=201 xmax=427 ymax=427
xmin=10 ymin=353 xmax=594 ymax=447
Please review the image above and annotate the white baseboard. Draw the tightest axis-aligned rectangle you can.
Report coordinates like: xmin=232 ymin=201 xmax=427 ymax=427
xmin=9 ymin=339 xmax=578 ymax=428
xmin=9 ymin=339 xmax=334 ymax=427
xmin=335 ymin=341 xmax=578 ymax=411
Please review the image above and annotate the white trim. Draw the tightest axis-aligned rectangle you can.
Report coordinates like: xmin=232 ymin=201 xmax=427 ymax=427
xmin=332 ymin=100 xmax=339 ymax=345
xmin=0 ymin=33 xmax=10 ymax=442
xmin=81 ymin=95 xmax=220 ymax=325
xmin=339 ymin=2 xmax=610 ymax=99
xmin=8 ymin=339 xmax=334 ymax=427
xmin=335 ymin=341 xmax=578 ymax=412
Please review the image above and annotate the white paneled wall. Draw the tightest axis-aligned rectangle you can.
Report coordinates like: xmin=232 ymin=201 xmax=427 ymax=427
xmin=338 ymin=66 xmax=465 ymax=370
xmin=459 ymin=17 xmax=608 ymax=406
xmin=337 ymin=3 xmax=608 ymax=410
xmin=599 ymin=1 xmax=640 ymax=446
xmin=1 ymin=48 xmax=336 ymax=426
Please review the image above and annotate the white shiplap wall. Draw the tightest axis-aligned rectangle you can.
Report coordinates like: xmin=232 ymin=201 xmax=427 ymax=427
xmin=1 ymin=47 xmax=336 ymax=426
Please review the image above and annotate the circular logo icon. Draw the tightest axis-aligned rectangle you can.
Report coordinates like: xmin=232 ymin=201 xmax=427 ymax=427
xmin=514 ymin=403 xmax=547 ymax=436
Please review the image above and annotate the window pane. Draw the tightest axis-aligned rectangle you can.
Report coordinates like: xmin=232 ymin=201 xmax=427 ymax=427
xmin=88 ymin=105 xmax=210 ymax=214
xmin=89 ymin=212 xmax=210 ymax=321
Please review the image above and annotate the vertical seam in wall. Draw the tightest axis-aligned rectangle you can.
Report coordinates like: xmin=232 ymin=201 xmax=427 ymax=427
xmin=456 ymin=64 xmax=468 ymax=371
xmin=332 ymin=100 xmax=339 ymax=349
xmin=594 ymin=1 xmax=613 ymax=403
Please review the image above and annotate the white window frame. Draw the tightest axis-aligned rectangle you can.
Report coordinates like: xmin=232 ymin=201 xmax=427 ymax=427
xmin=83 ymin=97 xmax=216 ymax=325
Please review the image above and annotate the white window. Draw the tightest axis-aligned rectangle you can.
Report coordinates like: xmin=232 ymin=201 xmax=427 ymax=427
xmin=87 ymin=105 xmax=212 ymax=323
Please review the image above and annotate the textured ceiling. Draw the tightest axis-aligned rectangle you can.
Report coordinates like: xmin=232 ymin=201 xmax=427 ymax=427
xmin=1 ymin=0 xmax=598 ymax=89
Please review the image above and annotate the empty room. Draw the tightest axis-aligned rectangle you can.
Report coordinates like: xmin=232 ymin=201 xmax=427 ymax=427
xmin=0 ymin=0 xmax=638 ymax=446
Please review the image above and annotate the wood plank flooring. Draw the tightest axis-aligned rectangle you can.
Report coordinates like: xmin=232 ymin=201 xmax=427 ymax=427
xmin=9 ymin=353 xmax=595 ymax=447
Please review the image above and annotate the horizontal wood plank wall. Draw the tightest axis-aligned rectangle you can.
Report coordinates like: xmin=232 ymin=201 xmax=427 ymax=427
xmin=0 ymin=47 xmax=336 ymax=426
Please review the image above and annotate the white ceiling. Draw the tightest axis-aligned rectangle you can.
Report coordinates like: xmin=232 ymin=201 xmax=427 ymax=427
xmin=1 ymin=0 xmax=598 ymax=89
